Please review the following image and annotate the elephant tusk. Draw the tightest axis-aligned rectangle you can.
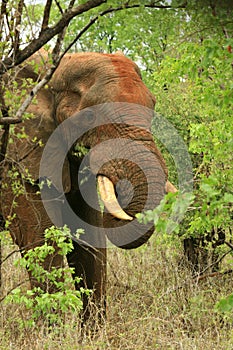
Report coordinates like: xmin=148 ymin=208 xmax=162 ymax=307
xmin=97 ymin=175 xmax=133 ymax=221
xmin=165 ymin=180 xmax=178 ymax=193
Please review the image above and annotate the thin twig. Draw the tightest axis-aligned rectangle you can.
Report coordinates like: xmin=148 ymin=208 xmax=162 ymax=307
xmin=0 ymin=236 xmax=47 ymax=266
xmin=0 ymin=279 xmax=31 ymax=303
xmin=54 ymin=0 xmax=64 ymax=14
xmin=165 ymin=20 xmax=233 ymax=55
xmin=1 ymin=0 xmax=103 ymax=124
xmin=194 ymin=249 xmax=232 ymax=277
xmin=0 ymin=248 xmax=23 ymax=266
xmin=195 ymin=269 xmax=233 ymax=283
xmin=225 ymin=240 xmax=233 ymax=250
xmin=12 ymin=60 xmax=60 ymax=123
xmin=157 ymin=249 xmax=233 ymax=299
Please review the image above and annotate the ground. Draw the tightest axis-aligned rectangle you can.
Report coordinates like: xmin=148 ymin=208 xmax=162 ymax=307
xmin=0 ymin=233 xmax=232 ymax=350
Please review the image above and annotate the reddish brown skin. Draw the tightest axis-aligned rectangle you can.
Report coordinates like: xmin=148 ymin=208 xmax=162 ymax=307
xmin=107 ymin=54 xmax=156 ymax=107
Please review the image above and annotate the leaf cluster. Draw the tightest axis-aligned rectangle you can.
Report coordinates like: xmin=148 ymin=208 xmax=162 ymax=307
xmin=4 ymin=226 xmax=89 ymax=328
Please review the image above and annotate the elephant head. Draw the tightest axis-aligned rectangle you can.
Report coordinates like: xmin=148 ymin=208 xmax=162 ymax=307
xmin=3 ymin=52 xmax=169 ymax=251
xmin=43 ymin=53 xmax=168 ymax=249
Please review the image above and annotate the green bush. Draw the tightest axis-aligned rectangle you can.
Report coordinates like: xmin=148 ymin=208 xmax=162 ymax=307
xmin=4 ymin=226 xmax=90 ymax=328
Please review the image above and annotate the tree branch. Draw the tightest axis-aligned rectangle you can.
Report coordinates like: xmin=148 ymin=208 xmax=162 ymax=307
xmin=0 ymin=0 xmax=8 ymax=43
xmin=0 ymin=0 xmax=107 ymax=74
xmin=0 ymin=117 xmax=22 ymax=125
xmin=0 ymin=79 xmax=10 ymax=164
xmin=54 ymin=0 xmax=64 ymax=14
xmin=13 ymin=64 xmax=59 ymax=124
xmin=0 ymin=0 xmax=189 ymax=75
xmin=225 ymin=240 xmax=233 ymax=250
xmin=13 ymin=0 xmax=24 ymax=55
xmin=0 ymin=1 xmax=108 ymax=127
xmin=40 ymin=0 xmax=53 ymax=33
xmin=195 ymin=269 xmax=233 ymax=283
xmin=52 ymin=0 xmax=77 ymax=60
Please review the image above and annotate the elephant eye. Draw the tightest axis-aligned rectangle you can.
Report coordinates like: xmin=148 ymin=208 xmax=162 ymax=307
xmin=83 ymin=109 xmax=95 ymax=125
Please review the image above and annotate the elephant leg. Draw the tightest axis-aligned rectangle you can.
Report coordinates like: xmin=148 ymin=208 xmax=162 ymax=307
xmin=2 ymin=180 xmax=64 ymax=293
xmin=64 ymin=182 xmax=107 ymax=322
xmin=67 ymin=241 xmax=106 ymax=323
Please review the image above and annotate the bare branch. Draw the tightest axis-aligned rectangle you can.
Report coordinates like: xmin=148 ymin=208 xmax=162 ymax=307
xmin=40 ymin=0 xmax=53 ymax=32
xmin=1 ymin=3 xmax=14 ymax=53
xmin=0 ymin=0 xmax=107 ymax=74
xmin=0 ymin=0 xmax=8 ymax=42
xmin=0 ymin=235 xmax=46 ymax=268
xmin=195 ymin=269 xmax=233 ymax=283
xmin=0 ymin=64 xmax=60 ymax=129
xmin=0 ymin=0 xmax=189 ymax=75
xmin=54 ymin=0 xmax=64 ymax=14
xmin=13 ymin=0 xmax=24 ymax=55
xmin=0 ymin=247 xmax=23 ymax=266
xmin=0 ymin=79 xmax=10 ymax=164
xmin=166 ymin=20 xmax=233 ymax=54
xmin=62 ymin=13 xmax=101 ymax=54
xmin=0 ymin=117 xmax=22 ymax=125
xmin=0 ymin=2 xmax=77 ymax=131
xmin=52 ymin=28 xmax=67 ymax=61
xmin=225 ymin=240 xmax=233 ymax=250
xmin=196 ymin=249 xmax=233 ymax=277
xmin=52 ymin=0 xmax=77 ymax=59
xmin=7 ymin=3 xmax=15 ymax=53
xmin=0 ymin=0 xmax=189 ymax=128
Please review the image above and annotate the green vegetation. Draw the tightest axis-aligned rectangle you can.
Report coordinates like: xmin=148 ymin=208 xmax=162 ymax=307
xmin=2 ymin=227 xmax=88 ymax=329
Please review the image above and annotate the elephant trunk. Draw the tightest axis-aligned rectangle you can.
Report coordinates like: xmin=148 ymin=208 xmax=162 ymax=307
xmin=94 ymin=139 xmax=167 ymax=249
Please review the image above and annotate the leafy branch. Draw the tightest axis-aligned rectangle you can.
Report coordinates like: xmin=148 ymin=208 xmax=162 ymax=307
xmin=0 ymin=0 xmax=107 ymax=74
xmin=0 ymin=0 xmax=189 ymax=75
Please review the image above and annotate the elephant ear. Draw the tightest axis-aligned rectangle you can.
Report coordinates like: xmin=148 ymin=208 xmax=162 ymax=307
xmin=6 ymin=57 xmax=71 ymax=193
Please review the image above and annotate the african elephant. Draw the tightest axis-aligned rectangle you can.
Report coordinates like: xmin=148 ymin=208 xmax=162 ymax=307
xmin=0 ymin=52 xmax=175 ymax=321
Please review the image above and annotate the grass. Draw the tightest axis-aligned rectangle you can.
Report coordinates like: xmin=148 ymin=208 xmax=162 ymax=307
xmin=0 ymin=234 xmax=232 ymax=350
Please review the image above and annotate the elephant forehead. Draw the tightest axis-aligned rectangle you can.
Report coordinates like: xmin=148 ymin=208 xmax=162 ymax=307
xmin=51 ymin=53 xmax=116 ymax=91
xmin=107 ymin=55 xmax=155 ymax=107
xmin=50 ymin=53 xmax=155 ymax=108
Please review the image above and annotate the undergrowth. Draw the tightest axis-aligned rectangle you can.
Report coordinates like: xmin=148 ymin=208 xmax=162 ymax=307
xmin=0 ymin=233 xmax=232 ymax=350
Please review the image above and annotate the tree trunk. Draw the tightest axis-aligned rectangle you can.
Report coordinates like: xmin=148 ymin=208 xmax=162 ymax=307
xmin=183 ymin=228 xmax=226 ymax=273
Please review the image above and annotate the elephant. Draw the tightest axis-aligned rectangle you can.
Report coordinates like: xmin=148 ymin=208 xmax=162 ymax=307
xmin=0 ymin=51 xmax=176 ymax=321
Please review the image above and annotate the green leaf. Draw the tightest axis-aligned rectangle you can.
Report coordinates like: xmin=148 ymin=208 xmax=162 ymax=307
xmin=216 ymin=294 xmax=233 ymax=313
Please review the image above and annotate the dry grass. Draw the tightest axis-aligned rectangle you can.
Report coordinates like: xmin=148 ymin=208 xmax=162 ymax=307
xmin=0 ymin=235 xmax=232 ymax=350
